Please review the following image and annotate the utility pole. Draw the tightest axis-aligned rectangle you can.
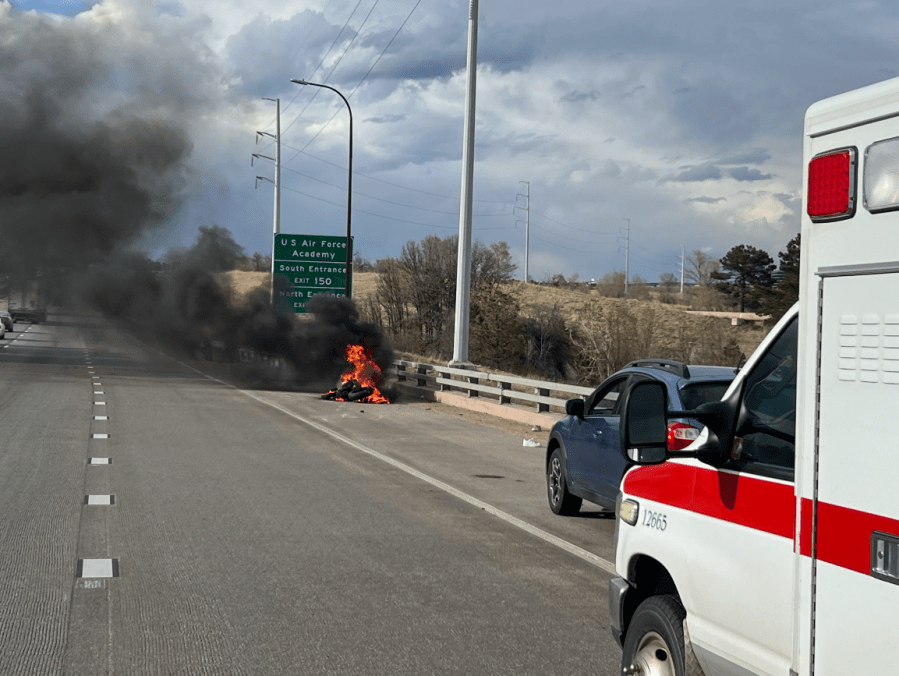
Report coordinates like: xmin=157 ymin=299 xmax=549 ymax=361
xmin=680 ymin=244 xmax=685 ymax=295
xmin=621 ymin=218 xmax=630 ymax=296
xmin=256 ymin=97 xmax=281 ymax=304
xmin=514 ymin=181 xmax=530 ymax=282
xmin=451 ymin=0 xmax=479 ymax=365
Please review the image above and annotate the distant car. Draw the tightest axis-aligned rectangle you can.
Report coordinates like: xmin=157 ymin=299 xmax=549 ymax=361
xmin=546 ymin=359 xmax=736 ymax=515
xmin=0 ymin=311 xmax=12 ymax=332
xmin=0 ymin=321 xmax=6 ymax=340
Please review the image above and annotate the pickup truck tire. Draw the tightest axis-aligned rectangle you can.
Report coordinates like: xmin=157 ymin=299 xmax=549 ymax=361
xmin=547 ymin=448 xmax=582 ymax=515
xmin=621 ymin=595 xmax=704 ymax=676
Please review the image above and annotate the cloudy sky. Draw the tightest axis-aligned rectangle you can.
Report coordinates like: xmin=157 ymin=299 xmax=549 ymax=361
xmin=6 ymin=0 xmax=899 ymax=282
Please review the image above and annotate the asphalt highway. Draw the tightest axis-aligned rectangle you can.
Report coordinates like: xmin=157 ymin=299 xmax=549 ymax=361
xmin=0 ymin=312 xmax=622 ymax=675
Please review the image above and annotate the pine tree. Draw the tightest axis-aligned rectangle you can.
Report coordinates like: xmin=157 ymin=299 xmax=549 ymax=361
xmin=711 ymin=244 xmax=776 ymax=312
xmin=757 ymin=233 xmax=800 ymax=323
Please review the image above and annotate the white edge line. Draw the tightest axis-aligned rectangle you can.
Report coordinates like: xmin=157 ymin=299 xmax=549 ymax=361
xmin=157 ymin=348 xmax=616 ymax=574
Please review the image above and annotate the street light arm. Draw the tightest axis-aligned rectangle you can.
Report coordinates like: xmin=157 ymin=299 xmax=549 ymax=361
xmin=291 ymin=77 xmax=354 ymax=300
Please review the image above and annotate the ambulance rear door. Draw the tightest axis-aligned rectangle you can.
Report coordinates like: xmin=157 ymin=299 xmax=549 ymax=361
xmin=812 ymin=266 xmax=899 ymax=674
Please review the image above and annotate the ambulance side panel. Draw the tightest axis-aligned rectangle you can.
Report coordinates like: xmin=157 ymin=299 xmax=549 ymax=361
xmin=798 ymin=85 xmax=899 ymax=674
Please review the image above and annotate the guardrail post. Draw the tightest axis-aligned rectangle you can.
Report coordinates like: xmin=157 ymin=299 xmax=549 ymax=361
xmin=500 ymin=381 xmax=511 ymax=405
xmin=396 ymin=363 xmax=407 ymax=382
xmin=440 ymin=370 xmax=451 ymax=392
xmin=469 ymin=374 xmax=479 ymax=397
xmin=536 ymin=386 xmax=549 ymax=412
xmin=416 ymin=365 xmax=428 ymax=387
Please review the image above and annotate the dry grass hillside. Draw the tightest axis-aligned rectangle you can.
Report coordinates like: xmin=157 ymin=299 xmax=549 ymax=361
xmin=225 ymin=271 xmax=766 ymax=372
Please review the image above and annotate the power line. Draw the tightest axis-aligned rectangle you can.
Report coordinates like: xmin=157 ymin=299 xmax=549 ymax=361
xmin=527 ymin=219 xmax=617 ymax=244
xmin=261 ymin=0 xmax=364 ymax=133
xmin=280 ymin=183 xmax=517 ymax=234
xmin=282 ymin=143 xmax=514 ymax=203
xmin=527 ymin=232 xmax=618 ymax=255
xmin=531 ymin=210 xmax=618 ymax=238
xmin=282 ymin=0 xmax=424 ymax=164
xmin=276 ymin=161 xmax=511 ymax=216
xmin=279 ymin=0 xmax=381 ymax=139
xmin=258 ymin=0 xmax=338 ymax=103
xmin=281 ymin=183 xmax=454 ymax=229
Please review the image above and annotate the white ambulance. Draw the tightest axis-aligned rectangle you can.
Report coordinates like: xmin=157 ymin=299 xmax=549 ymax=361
xmin=609 ymin=76 xmax=899 ymax=676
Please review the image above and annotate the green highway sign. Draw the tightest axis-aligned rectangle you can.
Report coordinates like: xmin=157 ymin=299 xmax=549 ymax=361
xmin=272 ymin=234 xmax=351 ymax=314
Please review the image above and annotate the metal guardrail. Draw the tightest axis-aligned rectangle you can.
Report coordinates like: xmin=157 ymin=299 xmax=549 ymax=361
xmin=393 ymin=359 xmax=594 ymax=414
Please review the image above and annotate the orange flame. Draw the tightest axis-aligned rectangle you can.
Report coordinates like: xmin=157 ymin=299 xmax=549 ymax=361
xmin=340 ymin=344 xmax=389 ymax=404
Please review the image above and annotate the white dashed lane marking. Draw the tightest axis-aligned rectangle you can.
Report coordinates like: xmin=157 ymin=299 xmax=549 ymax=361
xmin=94 ymin=402 xmax=106 ymax=406
xmin=77 ymin=559 xmax=119 ymax=578
xmin=94 ymin=416 xmax=108 ymax=421
xmin=84 ymin=495 xmax=115 ymax=505
xmin=88 ymin=458 xmax=111 ymax=465
xmin=91 ymin=434 xmax=109 ymax=439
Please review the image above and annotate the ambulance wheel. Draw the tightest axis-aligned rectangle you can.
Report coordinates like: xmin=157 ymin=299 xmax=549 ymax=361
xmin=547 ymin=449 xmax=581 ymax=515
xmin=621 ymin=595 xmax=704 ymax=676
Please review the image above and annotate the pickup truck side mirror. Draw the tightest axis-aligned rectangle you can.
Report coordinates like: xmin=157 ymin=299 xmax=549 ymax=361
xmin=565 ymin=398 xmax=585 ymax=420
xmin=619 ymin=380 xmax=669 ymax=465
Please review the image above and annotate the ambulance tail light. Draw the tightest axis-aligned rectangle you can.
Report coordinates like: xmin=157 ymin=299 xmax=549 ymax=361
xmin=667 ymin=421 xmax=700 ymax=451
xmin=807 ymin=147 xmax=857 ymax=222
xmin=864 ymin=137 xmax=899 ymax=213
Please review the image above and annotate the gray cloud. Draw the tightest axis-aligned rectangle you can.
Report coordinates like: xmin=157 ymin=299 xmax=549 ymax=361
xmin=719 ymin=149 xmax=772 ymax=165
xmin=661 ymin=163 xmax=722 ymax=183
xmin=366 ymin=113 xmax=406 ymax=124
xmin=687 ymin=196 xmax=726 ymax=204
xmin=561 ymin=89 xmax=601 ymax=103
xmin=730 ymin=166 xmax=772 ymax=182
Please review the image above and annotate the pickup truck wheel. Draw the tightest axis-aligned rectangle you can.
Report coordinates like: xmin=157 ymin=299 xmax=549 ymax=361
xmin=547 ymin=449 xmax=582 ymax=515
xmin=621 ymin=595 xmax=704 ymax=676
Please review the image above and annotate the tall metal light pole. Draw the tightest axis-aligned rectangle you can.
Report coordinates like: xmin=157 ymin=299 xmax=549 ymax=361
xmin=290 ymin=79 xmax=354 ymax=299
xmin=451 ymin=0 xmax=479 ymax=365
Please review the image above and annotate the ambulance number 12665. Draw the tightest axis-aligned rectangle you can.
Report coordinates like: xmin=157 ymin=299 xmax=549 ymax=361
xmin=642 ymin=510 xmax=667 ymax=531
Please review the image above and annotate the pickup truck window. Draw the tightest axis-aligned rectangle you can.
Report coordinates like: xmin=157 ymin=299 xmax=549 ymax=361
xmin=727 ymin=317 xmax=798 ymax=480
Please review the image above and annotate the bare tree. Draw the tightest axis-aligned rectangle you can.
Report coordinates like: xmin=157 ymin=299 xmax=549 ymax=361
xmin=627 ymin=274 xmax=651 ymax=300
xmin=595 ymin=271 xmax=626 ymax=298
xmin=658 ymin=272 xmax=679 ymax=304
xmin=685 ymin=249 xmax=719 ymax=286
xmin=373 ymin=258 xmax=408 ymax=337
xmin=369 ymin=235 xmax=517 ymax=358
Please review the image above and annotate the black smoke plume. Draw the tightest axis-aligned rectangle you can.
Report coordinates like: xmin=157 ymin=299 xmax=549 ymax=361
xmin=0 ymin=8 xmax=191 ymax=276
xmin=78 ymin=226 xmax=393 ymax=391
xmin=1 ymin=7 xmax=391 ymax=390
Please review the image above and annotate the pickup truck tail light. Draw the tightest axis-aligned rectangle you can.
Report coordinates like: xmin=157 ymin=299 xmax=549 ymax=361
xmin=667 ymin=422 xmax=700 ymax=451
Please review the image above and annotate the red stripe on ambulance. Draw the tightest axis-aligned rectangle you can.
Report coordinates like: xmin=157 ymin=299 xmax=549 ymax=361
xmin=624 ymin=464 xmax=899 ymax=576
xmin=623 ymin=463 xmax=794 ymax=539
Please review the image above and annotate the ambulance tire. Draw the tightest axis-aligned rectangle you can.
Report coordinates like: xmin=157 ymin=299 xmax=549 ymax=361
xmin=547 ymin=448 xmax=582 ymax=515
xmin=621 ymin=595 xmax=705 ymax=676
